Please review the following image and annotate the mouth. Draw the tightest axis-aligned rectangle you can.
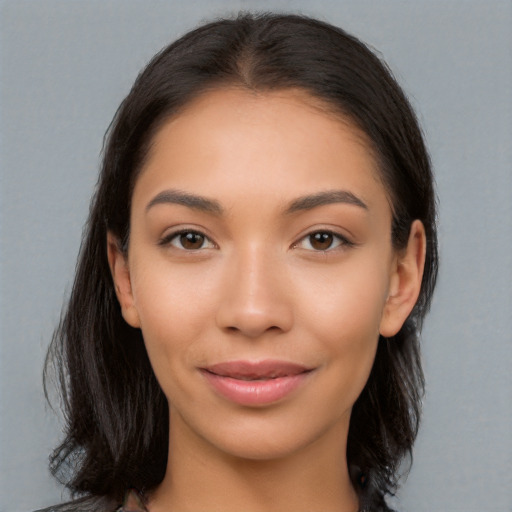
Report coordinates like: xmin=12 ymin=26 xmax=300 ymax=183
xmin=200 ymin=360 xmax=314 ymax=406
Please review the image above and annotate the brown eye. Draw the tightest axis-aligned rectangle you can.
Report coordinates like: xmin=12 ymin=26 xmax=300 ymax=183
xmin=180 ymin=232 xmax=205 ymax=250
xmin=309 ymin=232 xmax=334 ymax=250
xmin=294 ymin=230 xmax=352 ymax=252
xmin=163 ymin=230 xmax=215 ymax=251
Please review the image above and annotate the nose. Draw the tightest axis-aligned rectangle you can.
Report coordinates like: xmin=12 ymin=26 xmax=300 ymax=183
xmin=215 ymin=246 xmax=294 ymax=338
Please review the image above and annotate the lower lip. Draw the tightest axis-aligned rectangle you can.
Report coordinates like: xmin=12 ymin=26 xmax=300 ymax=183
xmin=201 ymin=370 xmax=311 ymax=406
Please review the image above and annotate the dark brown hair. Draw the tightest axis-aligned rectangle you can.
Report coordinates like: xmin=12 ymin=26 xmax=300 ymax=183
xmin=46 ymin=12 xmax=438 ymax=512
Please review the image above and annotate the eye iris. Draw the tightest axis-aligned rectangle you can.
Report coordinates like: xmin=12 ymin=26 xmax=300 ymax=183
xmin=180 ymin=232 xmax=204 ymax=250
xmin=310 ymin=232 xmax=333 ymax=250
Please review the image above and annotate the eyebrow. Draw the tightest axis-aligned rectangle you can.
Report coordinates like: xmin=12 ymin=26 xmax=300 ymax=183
xmin=284 ymin=190 xmax=368 ymax=214
xmin=146 ymin=189 xmax=223 ymax=215
xmin=145 ymin=188 xmax=367 ymax=216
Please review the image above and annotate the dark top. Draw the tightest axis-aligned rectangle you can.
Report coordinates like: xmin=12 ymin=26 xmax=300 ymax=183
xmin=36 ymin=488 xmax=383 ymax=512
xmin=34 ymin=490 xmax=141 ymax=512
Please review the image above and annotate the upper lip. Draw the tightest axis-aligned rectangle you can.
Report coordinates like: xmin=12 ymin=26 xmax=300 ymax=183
xmin=202 ymin=360 xmax=313 ymax=380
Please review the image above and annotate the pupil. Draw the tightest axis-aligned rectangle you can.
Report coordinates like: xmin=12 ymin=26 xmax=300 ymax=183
xmin=311 ymin=232 xmax=333 ymax=250
xmin=181 ymin=232 xmax=204 ymax=249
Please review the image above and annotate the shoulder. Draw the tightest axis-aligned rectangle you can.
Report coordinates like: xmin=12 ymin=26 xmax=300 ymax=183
xmin=33 ymin=494 xmax=119 ymax=512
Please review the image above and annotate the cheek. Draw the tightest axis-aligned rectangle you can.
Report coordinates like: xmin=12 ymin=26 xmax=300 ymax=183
xmin=292 ymin=259 xmax=389 ymax=393
xmin=132 ymin=257 xmax=216 ymax=330
xmin=293 ymin=255 xmax=390 ymax=338
xmin=129 ymin=261 xmax=218 ymax=385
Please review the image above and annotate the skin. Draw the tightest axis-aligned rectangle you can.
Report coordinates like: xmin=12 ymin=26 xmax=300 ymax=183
xmin=108 ymin=88 xmax=426 ymax=512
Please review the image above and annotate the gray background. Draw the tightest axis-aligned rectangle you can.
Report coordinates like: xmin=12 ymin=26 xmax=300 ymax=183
xmin=1 ymin=1 xmax=511 ymax=511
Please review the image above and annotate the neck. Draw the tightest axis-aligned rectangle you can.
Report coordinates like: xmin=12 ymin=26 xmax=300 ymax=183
xmin=148 ymin=411 xmax=359 ymax=512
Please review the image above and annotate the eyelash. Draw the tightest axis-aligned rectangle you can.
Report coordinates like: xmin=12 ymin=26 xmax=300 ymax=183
xmin=159 ymin=229 xmax=216 ymax=251
xmin=293 ymin=230 xmax=354 ymax=252
xmin=159 ymin=229 xmax=353 ymax=253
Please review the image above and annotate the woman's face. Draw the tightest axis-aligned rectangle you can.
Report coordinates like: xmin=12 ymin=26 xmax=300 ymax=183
xmin=110 ymin=88 xmax=420 ymax=461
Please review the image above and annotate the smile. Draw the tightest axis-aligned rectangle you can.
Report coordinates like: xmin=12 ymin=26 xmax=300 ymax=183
xmin=200 ymin=360 xmax=314 ymax=406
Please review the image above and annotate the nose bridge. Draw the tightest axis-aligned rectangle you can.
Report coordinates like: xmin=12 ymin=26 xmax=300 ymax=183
xmin=216 ymin=241 xmax=293 ymax=337
xmin=239 ymin=243 xmax=273 ymax=301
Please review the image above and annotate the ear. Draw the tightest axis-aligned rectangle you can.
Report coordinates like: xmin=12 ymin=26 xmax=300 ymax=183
xmin=106 ymin=232 xmax=141 ymax=328
xmin=379 ymin=220 xmax=426 ymax=338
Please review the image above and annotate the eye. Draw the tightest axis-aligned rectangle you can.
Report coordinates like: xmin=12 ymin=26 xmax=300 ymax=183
xmin=161 ymin=230 xmax=215 ymax=251
xmin=295 ymin=231 xmax=352 ymax=252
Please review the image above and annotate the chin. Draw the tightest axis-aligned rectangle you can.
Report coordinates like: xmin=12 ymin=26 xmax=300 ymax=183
xmin=186 ymin=406 xmax=351 ymax=464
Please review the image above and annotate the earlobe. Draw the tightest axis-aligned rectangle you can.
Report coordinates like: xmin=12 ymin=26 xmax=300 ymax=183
xmin=379 ymin=220 xmax=426 ymax=337
xmin=106 ymin=232 xmax=141 ymax=328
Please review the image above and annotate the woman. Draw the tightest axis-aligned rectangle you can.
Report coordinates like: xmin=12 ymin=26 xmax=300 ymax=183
xmin=42 ymin=12 xmax=438 ymax=512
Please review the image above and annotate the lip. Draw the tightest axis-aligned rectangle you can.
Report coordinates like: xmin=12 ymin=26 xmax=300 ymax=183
xmin=200 ymin=360 xmax=314 ymax=406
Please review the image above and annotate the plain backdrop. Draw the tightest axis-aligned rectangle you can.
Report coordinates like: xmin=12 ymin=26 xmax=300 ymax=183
xmin=1 ymin=1 xmax=511 ymax=511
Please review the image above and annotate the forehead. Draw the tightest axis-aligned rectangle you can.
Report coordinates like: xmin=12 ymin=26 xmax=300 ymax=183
xmin=147 ymin=87 xmax=376 ymax=163
xmin=134 ymin=87 xmax=387 ymax=211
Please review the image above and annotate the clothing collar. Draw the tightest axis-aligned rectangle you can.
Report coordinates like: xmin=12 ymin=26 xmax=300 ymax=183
xmin=118 ymin=489 xmax=148 ymax=512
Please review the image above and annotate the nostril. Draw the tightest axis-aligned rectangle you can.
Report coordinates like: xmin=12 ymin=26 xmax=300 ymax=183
xmin=215 ymin=278 xmax=294 ymax=337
